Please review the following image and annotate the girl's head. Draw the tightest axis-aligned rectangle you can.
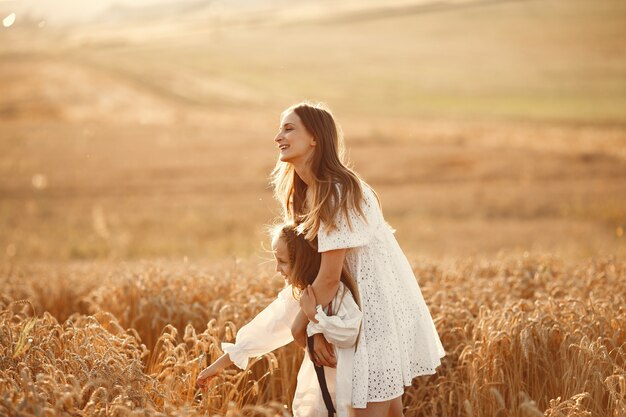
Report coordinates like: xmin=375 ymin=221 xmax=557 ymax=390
xmin=271 ymin=223 xmax=321 ymax=291
xmin=272 ymin=101 xmax=365 ymax=240
xmin=271 ymin=222 xmax=360 ymax=307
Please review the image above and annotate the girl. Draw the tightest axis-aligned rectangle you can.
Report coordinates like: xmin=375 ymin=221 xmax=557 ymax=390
xmin=272 ymin=101 xmax=446 ymax=417
xmin=196 ymin=223 xmax=362 ymax=417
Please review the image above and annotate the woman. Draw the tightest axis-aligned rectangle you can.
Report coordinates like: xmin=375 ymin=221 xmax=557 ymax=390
xmin=272 ymin=101 xmax=446 ymax=417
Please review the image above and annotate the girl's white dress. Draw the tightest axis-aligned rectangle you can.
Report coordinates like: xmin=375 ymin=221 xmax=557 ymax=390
xmin=317 ymin=181 xmax=446 ymax=407
xmin=222 ymin=282 xmax=361 ymax=417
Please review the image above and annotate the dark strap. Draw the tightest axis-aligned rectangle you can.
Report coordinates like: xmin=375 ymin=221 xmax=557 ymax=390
xmin=307 ymin=335 xmax=336 ymax=417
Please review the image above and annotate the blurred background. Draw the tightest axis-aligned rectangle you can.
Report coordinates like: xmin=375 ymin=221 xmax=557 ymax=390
xmin=1 ymin=0 xmax=625 ymax=263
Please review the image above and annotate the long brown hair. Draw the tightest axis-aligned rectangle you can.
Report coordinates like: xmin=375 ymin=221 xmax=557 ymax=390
xmin=273 ymin=223 xmax=360 ymax=311
xmin=271 ymin=101 xmax=366 ymax=240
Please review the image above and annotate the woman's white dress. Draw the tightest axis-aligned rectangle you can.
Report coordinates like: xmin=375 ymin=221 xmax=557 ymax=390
xmin=222 ymin=282 xmax=362 ymax=417
xmin=317 ymin=181 xmax=446 ymax=407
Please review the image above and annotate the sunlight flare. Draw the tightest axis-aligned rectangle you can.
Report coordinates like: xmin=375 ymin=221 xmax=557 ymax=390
xmin=2 ymin=12 xmax=15 ymax=27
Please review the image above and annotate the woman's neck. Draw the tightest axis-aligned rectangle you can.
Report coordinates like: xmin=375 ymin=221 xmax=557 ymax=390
xmin=293 ymin=162 xmax=314 ymax=186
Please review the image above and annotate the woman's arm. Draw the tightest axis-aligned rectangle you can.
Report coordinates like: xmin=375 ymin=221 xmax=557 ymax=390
xmin=291 ymin=309 xmax=337 ymax=367
xmin=311 ymin=248 xmax=347 ymax=306
xmin=291 ymin=249 xmax=346 ymax=366
xmin=291 ymin=248 xmax=346 ymax=343
xmin=306 ymin=291 xmax=362 ymax=349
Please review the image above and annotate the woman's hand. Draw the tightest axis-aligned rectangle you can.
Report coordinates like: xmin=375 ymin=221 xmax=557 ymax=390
xmin=311 ymin=333 xmax=336 ymax=368
xmin=299 ymin=285 xmax=319 ymax=323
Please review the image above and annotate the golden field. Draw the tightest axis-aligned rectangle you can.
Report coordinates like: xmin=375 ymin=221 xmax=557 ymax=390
xmin=1 ymin=0 xmax=625 ymax=415
xmin=1 ymin=256 xmax=625 ymax=416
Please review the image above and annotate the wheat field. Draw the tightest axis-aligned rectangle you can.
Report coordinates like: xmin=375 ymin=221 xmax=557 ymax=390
xmin=1 ymin=256 xmax=625 ymax=416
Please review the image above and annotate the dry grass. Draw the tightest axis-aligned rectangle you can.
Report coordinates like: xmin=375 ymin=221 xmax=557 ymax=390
xmin=1 ymin=255 xmax=624 ymax=416
xmin=1 ymin=0 xmax=625 ymax=263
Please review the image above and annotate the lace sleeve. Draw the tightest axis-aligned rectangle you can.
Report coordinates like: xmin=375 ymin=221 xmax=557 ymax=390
xmin=317 ymin=184 xmax=382 ymax=252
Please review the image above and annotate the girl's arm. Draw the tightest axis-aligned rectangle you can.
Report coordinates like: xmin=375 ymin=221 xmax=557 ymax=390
xmin=305 ymin=289 xmax=362 ymax=349
xmin=198 ymin=287 xmax=298 ymax=388
xmin=291 ymin=311 xmax=337 ymax=367
xmin=221 ymin=285 xmax=299 ymax=370
xmin=196 ymin=353 xmax=233 ymax=388
xmin=291 ymin=249 xmax=346 ymax=366
xmin=290 ymin=249 xmax=345 ymax=342
xmin=291 ymin=309 xmax=309 ymax=349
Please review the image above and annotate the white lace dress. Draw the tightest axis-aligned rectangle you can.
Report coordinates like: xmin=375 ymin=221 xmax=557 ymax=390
xmin=317 ymin=181 xmax=446 ymax=407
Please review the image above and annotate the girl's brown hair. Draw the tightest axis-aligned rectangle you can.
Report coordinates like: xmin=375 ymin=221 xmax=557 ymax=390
xmin=271 ymin=101 xmax=368 ymax=240
xmin=274 ymin=223 xmax=360 ymax=311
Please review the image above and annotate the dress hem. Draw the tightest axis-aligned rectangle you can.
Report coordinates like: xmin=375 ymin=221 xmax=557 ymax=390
xmin=352 ymin=366 xmax=443 ymax=408
xmin=352 ymin=388 xmax=404 ymax=409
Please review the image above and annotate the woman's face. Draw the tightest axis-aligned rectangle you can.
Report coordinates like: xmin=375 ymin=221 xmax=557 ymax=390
xmin=272 ymin=237 xmax=292 ymax=281
xmin=274 ymin=110 xmax=316 ymax=165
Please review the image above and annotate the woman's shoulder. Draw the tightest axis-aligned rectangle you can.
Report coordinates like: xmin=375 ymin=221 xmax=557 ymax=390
xmin=359 ymin=180 xmax=378 ymax=203
xmin=333 ymin=179 xmax=377 ymax=206
xmin=317 ymin=178 xmax=383 ymax=249
xmin=322 ymin=179 xmax=382 ymax=230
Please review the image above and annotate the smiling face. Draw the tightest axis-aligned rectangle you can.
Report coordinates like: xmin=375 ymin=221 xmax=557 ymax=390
xmin=272 ymin=236 xmax=292 ymax=282
xmin=274 ymin=110 xmax=317 ymax=165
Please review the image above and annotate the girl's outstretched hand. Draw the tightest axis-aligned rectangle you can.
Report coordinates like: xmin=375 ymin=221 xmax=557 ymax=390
xmin=196 ymin=366 xmax=218 ymax=389
xmin=299 ymin=285 xmax=318 ymax=323
xmin=196 ymin=353 xmax=233 ymax=389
